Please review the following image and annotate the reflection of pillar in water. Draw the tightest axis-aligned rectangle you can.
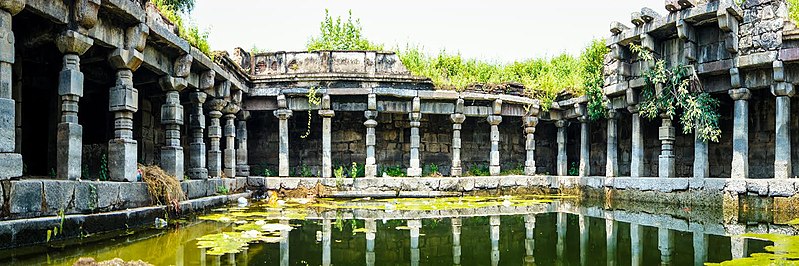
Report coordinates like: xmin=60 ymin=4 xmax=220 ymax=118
xmin=731 ymin=236 xmax=747 ymax=260
xmin=452 ymin=218 xmax=462 ymax=265
xmin=579 ymin=215 xmax=588 ymax=266
xmin=606 ymin=219 xmax=617 ymax=266
xmin=366 ymin=219 xmax=376 ymax=266
xmin=524 ymin=214 xmax=536 ymax=266
xmin=228 ymin=253 xmax=236 ymax=266
xmin=658 ymin=227 xmax=674 ymax=265
xmin=213 ymin=254 xmax=221 ymax=266
xmin=630 ymin=223 xmax=643 ymax=266
xmin=200 ymin=248 xmax=207 ymax=266
xmin=280 ymin=219 xmax=290 ymax=266
xmin=409 ymin=219 xmax=422 ymax=266
xmin=490 ymin=216 xmax=501 ymax=266
xmin=556 ymin=212 xmax=567 ymax=265
xmin=176 ymin=244 xmax=184 ymax=266
xmin=693 ymin=232 xmax=708 ymax=266
xmin=322 ymin=219 xmax=332 ymax=266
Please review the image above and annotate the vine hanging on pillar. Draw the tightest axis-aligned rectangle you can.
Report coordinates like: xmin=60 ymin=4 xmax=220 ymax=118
xmin=301 ymin=86 xmax=322 ymax=139
xmin=630 ymin=44 xmax=721 ymax=142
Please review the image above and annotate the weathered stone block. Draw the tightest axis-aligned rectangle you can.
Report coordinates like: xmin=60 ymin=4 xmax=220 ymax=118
xmin=246 ymin=176 xmax=264 ymax=188
xmin=108 ymin=85 xmax=138 ymax=112
xmin=58 ymin=69 xmax=84 ymax=97
xmin=118 ymin=182 xmax=150 ymax=207
xmin=0 ymin=98 xmax=15 ymax=153
xmin=108 ymin=139 xmax=137 ymax=182
xmin=160 ymin=146 xmax=184 ymax=180
xmin=186 ymin=180 xmax=206 ymax=199
xmin=42 ymin=180 xmax=75 ymax=214
xmin=10 ymin=180 xmax=42 ymax=214
xmin=57 ymin=122 xmax=82 ymax=180
xmin=769 ymin=180 xmax=796 ymax=197
xmin=0 ymin=152 xmax=21 ymax=179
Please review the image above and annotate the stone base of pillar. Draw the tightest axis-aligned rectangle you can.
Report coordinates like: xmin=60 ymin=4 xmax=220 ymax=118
xmin=0 ymin=153 xmax=22 ymax=179
xmin=160 ymin=146 xmax=184 ymax=181
xmin=224 ymin=148 xmax=235 ymax=178
xmin=407 ymin=167 xmax=422 ymax=177
xmin=187 ymin=168 xmax=208 ymax=180
xmin=525 ymin=166 xmax=535 ymax=176
xmin=490 ymin=166 xmax=500 ymax=176
xmin=451 ymin=167 xmax=462 ymax=177
xmin=365 ymin=165 xmax=377 ymax=178
xmin=57 ymin=122 xmax=82 ymax=180
xmin=659 ymin=155 xmax=675 ymax=178
xmin=208 ymin=150 xmax=222 ymax=178
xmin=0 ymin=98 xmax=15 ymax=152
xmin=108 ymin=138 xmax=138 ymax=182
xmin=236 ymin=164 xmax=250 ymax=177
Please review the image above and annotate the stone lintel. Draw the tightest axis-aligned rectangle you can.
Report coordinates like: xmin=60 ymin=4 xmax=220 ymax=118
xmin=736 ymin=51 xmax=779 ymax=69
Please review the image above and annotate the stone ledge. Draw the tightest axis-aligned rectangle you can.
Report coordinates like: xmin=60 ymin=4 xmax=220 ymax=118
xmin=0 ymin=192 xmax=249 ymax=249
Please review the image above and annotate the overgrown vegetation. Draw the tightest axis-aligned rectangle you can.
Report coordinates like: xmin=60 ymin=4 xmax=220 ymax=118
xmin=466 ymin=164 xmax=491 ymax=177
xmin=307 ymin=10 xmax=383 ymax=51
xmin=381 ymin=166 xmax=407 ymax=177
xmin=630 ymin=44 xmax=721 ymax=142
xmin=305 ymin=10 xmax=609 ymax=111
xmin=789 ymin=0 xmax=799 ymax=23
xmin=151 ymin=0 xmax=210 ymax=56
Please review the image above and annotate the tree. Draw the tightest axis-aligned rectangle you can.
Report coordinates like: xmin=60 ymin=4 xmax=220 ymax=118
xmin=307 ymin=10 xmax=383 ymax=51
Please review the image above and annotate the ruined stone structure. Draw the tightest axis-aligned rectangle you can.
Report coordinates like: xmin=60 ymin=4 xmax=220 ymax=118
xmin=4 ymin=0 xmax=799 ymax=249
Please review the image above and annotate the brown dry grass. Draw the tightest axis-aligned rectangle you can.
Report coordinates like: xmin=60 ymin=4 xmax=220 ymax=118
xmin=138 ymin=164 xmax=187 ymax=212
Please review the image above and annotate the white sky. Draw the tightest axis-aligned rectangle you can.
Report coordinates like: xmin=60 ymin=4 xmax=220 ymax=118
xmin=192 ymin=0 xmax=664 ymax=63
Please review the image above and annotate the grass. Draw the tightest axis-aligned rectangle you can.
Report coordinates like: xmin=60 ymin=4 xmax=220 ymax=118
xmin=398 ymin=39 xmax=607 ymax=111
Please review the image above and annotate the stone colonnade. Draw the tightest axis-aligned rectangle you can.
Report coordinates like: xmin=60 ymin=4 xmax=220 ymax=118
xmin=271 ymin=93 xmax=540 ymax=178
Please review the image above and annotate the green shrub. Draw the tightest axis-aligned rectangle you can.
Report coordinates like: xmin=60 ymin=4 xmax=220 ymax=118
xmin=423 ymin=163 xmax=442 ymax=177
xmin=466 ymin=164 xmax=490 ymax=176
xmin=381 ymin=166 xmax=407 ymax=177
xmin=500 ymin=163 xmax=525 ymax=176
xmin=568 ymin=162 xmax=579 ymax=176
xmin=151 ymin=0 xmax=211 ymax=56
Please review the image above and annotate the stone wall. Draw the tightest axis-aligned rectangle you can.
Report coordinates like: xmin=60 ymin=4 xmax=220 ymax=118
xmin=740 ymin=0 xmax=787 ymax=55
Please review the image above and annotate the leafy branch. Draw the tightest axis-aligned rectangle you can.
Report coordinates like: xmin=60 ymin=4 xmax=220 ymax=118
xmin=630 ymin=44 xmax=721 ymax=142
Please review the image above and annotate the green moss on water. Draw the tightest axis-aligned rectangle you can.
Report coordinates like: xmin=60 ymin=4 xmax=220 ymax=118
xmin=707 ymin=233 xmax=799 ymax=266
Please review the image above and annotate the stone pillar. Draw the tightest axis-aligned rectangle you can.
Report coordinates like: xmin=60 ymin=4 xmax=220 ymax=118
xmin=364 ymin=93 xmax=378 ymax=177
xmin=658 ymin=114 xmax=676 ymax=178
xmin=319 ymin=95 xmax=334 ymax=178
xmin=524 ymin=214 xmax=536 ymax=266
xmin=629 ymin=105 xmax=644 ymax=177
xmin=107 ymin=24 xmax=148 ymax=182
xmin=523 ymin=114 xmax=538 ymax=175
xmin=222 ymin=103 xmax=239 ymax=178
xmin=487 ymin=99 xmax=503 ymax=176
xmin=606 ymin=109 xmax=619 ymax=177
xmin=55 ymin=31 xmax=93 ymax=180
xmin=452 ymin=218 xmax=462 ymax=265
xmin=188 ymin=90 xmax=208 ymax=179
xmin=236 ymin=111 xmax=251 ymax=177
xmin=578 ymin=116 xmax=590 ymax=177
xmin=693 ymin=232 xmax=708 ymax=266
xmin=158 ymin=54 xmax=191 ymax=180
xmin=0 ymin=1 xmax=24 ymax=180
xmin=658 ymin=227 xmax=673 ymax=265
xmin=408 ymin=219 xmax=421 ymax=266
xmin=408 ymin=97 xmax=422 ymax=177
xmin=694 ymin=129 xmax=709 ymax=179
xmin=772 ymin=61 xmax=793 ymax=179
xmin=451 ymin=98 xmax=466 ymax=177
xmin=274 ymin=95 xmax=293 ymax=177
xmin=630 ymin=223 xmax=643 ymax=266
xmin=365 ymin=219 xmax=376 ymax=266
xmin=729 ymin=87 xmax=751 ymax=179
xmin=606 ymin=219 xmax=617 ymax=266
xmin=490 ymin=216 xmax=500 ymax=266
xmin=205 ymin=99 xmax=226 ymax=178
xmin=555 ymin=120 xmax=568 ymax=176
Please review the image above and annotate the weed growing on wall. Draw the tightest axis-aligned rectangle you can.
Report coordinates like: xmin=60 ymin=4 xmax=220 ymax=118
xmin=301 ymin=87 xmax=322 ymax=139
xmin=630 ymin=44 xmax=721 ymax=142
xmin=151 ymin=0 xmax=211 ymax=56
xmin=307 ymin=10 xmax=384 ymax=51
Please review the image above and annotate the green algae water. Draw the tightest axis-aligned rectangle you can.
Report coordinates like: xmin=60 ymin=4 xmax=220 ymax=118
xmin=0 ymin=196 xmax=787 ymax=265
